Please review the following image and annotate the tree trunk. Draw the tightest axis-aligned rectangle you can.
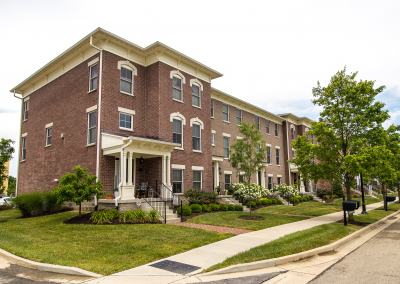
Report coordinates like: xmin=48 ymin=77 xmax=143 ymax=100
xmin=79 ymin=203 xmax=82 ymax=218
xmin=397 ymin=183 xmax=400 ymax=204
xmin=345 ymin=174 xmax=352 ymax=200
xmin=382 ymin=184 xmax=387 ymax=211
xmin=248 ymin=181 xmax=252 ymax=217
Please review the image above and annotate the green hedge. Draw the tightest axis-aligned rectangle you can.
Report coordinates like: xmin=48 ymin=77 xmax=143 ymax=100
xmin=13 ymin=191 xmax=62 ymax=217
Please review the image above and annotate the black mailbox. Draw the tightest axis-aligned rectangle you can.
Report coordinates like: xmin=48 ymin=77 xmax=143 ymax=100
xmin=343 ymin=201 xmax=360 ymax=211
xmin=386 ymin=196 xmax=396 ymax=202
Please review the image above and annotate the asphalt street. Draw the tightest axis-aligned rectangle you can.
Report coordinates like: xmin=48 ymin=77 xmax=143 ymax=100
xmin=311 ymin=214 xmax=400 ymax=284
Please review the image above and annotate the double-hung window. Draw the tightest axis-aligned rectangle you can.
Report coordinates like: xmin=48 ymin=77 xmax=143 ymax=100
xmin=223 ymin=137 xmax=230 ymax=158
xmin=276 ymin=148 xmax=280 ymax=165
xmin=277 ymin=177 xmax=282 ymax=185
xmin=236 ymin=109 xmax=242 ymax=125
xmin=88 ymin=112 xmax=96 ymax=145
xmin=239 ymin=174 xmax=244 ymax=183
xmin=119 ymin=113 xmax=132 ymax=130
xmin=222 ymin=104 xmax=229 ymax=122
xmin=89 ymin=64 xmax=98 ymax=91
xmin=268 ymin=177 xmax=273 ymax=190
xmin=193 ymin=171 xmax=202 ymax=189
xmin=192 ymin=84 xmax=200 ymax=107
xmin=120 ymin=67 xmax=133 ymax=94
xmin=255 ymin=116 xmax=260 ymax=130
xmin=267 ymin=147 xmax=271 ymax=163
xmin=275 ymin=123 xmax=279 ymax=137
xmin=266 ymin=120 xmax=270 ymax=134
xmin=192 ymin=123 xmax=201 ymax=151
xmin=291 ymin=127 xmax=295 ymax=140
xmin=292 ymin=149 xmax=296 ymax=158
xmin=24 ymin=101 xmax=29 ymax=121
xmin=211 ymin=99 xmax=214 ymax=117
xmin=172 ymin=76 xmax=182 ymax=101
xmin=46 ymin=127 xmax=52 ymax=146
xmin=21 ymin=137 xmax=27 ymax=161
xmin=311 ymin=135 xmax=314 ymax=144
xmin=225 ymin=174 xmax=231 ymax=187
xmin=173 ymin=170 xmax=183 ymax=193
xmin=173 ymin=119 xmax=182 ymax=148
xmin=211 ymin=133 xmax=215 ymax=146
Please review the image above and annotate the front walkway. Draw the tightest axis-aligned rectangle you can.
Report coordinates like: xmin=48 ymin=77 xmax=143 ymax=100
xmin=85 ymin=201 xmax=386 ymax=284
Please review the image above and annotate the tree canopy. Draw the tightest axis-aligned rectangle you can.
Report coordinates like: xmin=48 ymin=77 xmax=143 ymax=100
xmin=0 ymin=138 xmax=14 ymax=194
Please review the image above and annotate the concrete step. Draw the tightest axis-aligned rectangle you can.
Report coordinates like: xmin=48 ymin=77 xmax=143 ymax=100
xmin=166 ymin=218 xmax=181 ymax=224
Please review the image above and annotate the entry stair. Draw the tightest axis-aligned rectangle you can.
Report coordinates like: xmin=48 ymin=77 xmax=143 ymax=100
xmin=142 ymin=197 xmax=181 ymax=224
xmin=219 ymin=194 xmax=250 ymax=212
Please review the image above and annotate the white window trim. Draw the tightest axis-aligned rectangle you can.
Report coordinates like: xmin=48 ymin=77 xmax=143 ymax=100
xmin=189 ymin=78 xmax=203 ymax=90
xmin=88 ymin=62 xmax=99 ymax=92
xmin=21 ymin=136 xmax=27 ymax=161
xmin=224 ymin=170 xmax=232 ymax=175
xmin=211 ymin=99 xmax=214 ymax=118
xmin=23 ymin=96 xmax=30 ymax=102
xmin=87 ymin=111 xmax=96 ymax=146
xmin=120 ymin=65 xmax=135 ymax=96
xmin=222 ymin=103 xmax=230 ymax=123
xmin=212 ymin=133 xmax=215 ymax=146
xmin=189 ymin=117 xmax=204 ymax=129
xmin=171 ymin=115 xmax=185 ymax=150
xmin=192 ymin=122 xmax=202 ymax=152
xmin=119 ymin=110 xmax=134 ymax=132
xmin=118 ymin=107 xmax=135 ymax=115
xmin=86 ymin=105 xmax=98 ymax=113
xmin=88 ymin=57 xmax=99 ymax=67
xmin=192 ymin=166 xmax=204 ymax=171
xmin=22 ymin=132 xmax=28 ymax=137
xmin=236 ymin=136 xmax=243 ymax=140
xmin=23 ymin=101 xmax=29 ymax=121
xmin=191 ymin=83 xmax=201 ymax=108
xmin=45 ymin=125 xmax=52 ymax=147
xmin=223 ymin=136 xmax=230 ymax=159
xmin=277 ymin=175 xmax=282 ymax=177
xmin=255 ymin=116 xmax=260 ymax=130
xmin=172 ymin=164 xmax=186 ymax=170
xmin=236 ymin=109 xmax=242 ymax=125
xmin=193 ymin=170 xmax=202 ymax=190
xmin=45 ymin=122 xmax=53 ymax=129
xmin=275 ymin=146 xmax=280 ymax=149
xmin=222 ymin=133 xmax=231 ymax=137
xmin=268 ymin=174 xmax=273 ymax=177
xmin=211 ymin=130 xmax=216 ymax=134
xmin=170 ymin=70 xmax=186 ymax=84
xmin=173 ymin=168 xmax=184 ymax=194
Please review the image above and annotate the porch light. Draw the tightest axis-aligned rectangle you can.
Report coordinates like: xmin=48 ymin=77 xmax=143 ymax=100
xmin=140 ymin=157 xmax=144 ymax=164
xmin=219 ymin=167 xmax=222 ymax=175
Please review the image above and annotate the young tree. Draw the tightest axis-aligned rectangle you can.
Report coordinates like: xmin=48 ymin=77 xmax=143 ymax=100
xmin=292 ymin=67 xmax=389 ymax=201
xmin=52 ymin=166 xmax=104 ymax=217
xmin=229 ymin=122 xmax=267 ymax=216
xmin=0 ymin=139 xmax=14 ymax=194
xmin=7 ymin=176 xmax=16 ymax=196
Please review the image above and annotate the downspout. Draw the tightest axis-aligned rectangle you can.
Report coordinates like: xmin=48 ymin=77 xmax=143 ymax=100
xmin=115 ymin=138 xmax=133 ymax=208
xmin=90 ymin=36 xmax=103 ymax=210
xmin=285 ymin=120 xmax=291 ymax=185
xmin=13 ymin=90 xmax=23 ymax=196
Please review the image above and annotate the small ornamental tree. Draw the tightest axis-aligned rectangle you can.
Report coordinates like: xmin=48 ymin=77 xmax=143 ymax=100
xmin=52 ymin=166 xmax=104 ymax=217
xmin=0 ymin=139 xmax=14 ymax=194
xmin=229 ymin=122 xmax=267 ymax=216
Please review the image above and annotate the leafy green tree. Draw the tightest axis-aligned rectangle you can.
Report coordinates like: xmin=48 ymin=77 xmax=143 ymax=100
xmin=52 ymin=166 xmax=104 ymax=217
xmin=7 ymin=176 xmax=16 ymax=196
xmin=0 ymin=139 xmax=14 ymax=194
xmin=292 ymin=67 xmax=389 ymax=201
xmin=229 ymin=122 xmax=267 ymax=216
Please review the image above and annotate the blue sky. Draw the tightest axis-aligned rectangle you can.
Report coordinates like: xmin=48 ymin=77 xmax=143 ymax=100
xmin=1 ymin=0 xmax=399 ymax=177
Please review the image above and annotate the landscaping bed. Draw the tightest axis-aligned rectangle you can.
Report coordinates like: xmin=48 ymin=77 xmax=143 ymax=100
xmin=64 ymin=212 xmax=160 ymax=225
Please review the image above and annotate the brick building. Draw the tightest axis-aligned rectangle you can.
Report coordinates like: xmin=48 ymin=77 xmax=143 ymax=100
xmin=11 ymin=28 xmax=314 ymax=204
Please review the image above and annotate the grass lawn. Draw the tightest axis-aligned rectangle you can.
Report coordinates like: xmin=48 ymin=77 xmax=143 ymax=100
xmin=205 ymin=202 xmax=400 ymax=272
xmin=256 ymin=201 xmax=342 ymax=217
xmin=0 ymin=210 xmax=234 ymax=275
xmin=186 ymin=211 xmax=307 ymax=231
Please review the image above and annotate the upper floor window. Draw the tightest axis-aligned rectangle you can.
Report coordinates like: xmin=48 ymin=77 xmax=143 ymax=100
xmin=275 ymin=123 xmax=279 ymax=137
xmin=311 ymin=135 xmax=314 ymax=144
xmin=173 ymin=119 xmax=183 ymax=148
xmin=46 ymin=126 xmax=52 ymax=146
xmin=267 ymin=146 xmax=271 ymax=163
xmin=193 ymin=171 xmax=202 ymax=189
xmin=292 ymin=149 xmax=296 ymax=158
xmin=276 ymin=148 xmax=280 ymax=165
xmin=223 ymin=137 xmax=230 ymax=158
xmin=211 ymin=99 xmax=214 ymax=117
xmin=192 ymin=84 xmax=200 ymax=107
xmin=172 ymin=76 xmax=182 ymax=101
xmin=88 ymin=112 xmax=96 ymax=145
xmin=23 ymin=101 xmax=29 ymax=121
xmin=255 ymin=116 xmax=260 ymax=130
xmin=266 ymin=120 xmax=270 ymax=134
xmin=119 ymin=113 xmax=132 ymax=130
xmin=237 ymin=109 xmax=242 ymax=125
xmin=223 ymin=104 xmax=229 ymax=122
xmin=211 ymin=133 xmax=215 ymax=146
xmin=21 ymin=136 xmax=27 ymax=161
xmin=89 ymin=64 xmax=98 ymax=91
xmin=192 ymin=123 xmax=201 ymax=151
xmin=291 ymin=127 xmax=295 ymax=140
xmin=120 ymin=67 xmax=133 ymax=94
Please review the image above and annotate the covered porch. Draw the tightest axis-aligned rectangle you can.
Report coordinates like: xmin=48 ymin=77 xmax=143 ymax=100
xmin=101 ymin=132 xmax=179 ymax=200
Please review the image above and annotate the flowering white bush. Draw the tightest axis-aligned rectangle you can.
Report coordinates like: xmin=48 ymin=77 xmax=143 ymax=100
xmin=232 ymin=183 xmax=271 ymax=201
xmin=272 ymin=183 xmax=298 ymax=198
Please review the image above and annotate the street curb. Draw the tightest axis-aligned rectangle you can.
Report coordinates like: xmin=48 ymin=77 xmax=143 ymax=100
xmin=202 ymin=209 xmax=400 ymax=276
xmin=0 ymin=247 xmax=102 ymax=278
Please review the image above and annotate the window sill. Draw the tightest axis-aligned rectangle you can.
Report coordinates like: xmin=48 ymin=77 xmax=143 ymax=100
xmin=275 ymin=136 xmax=279 ymax=138
xmin=277 ymin=165 xmax=281 ymax=167
xmin=224 ymin=157 xmax=229 ymax=160
xmin=119 ymin=127 xmax=134 ymax=132
xmin=174 ymin=147 xmax=184 ymax=151
xmin=88 ymin=89 xmax=97 ymax=94
xmin=266 ymin=133 xmax=270 ymax=135
xmin=192 ymin=105 xmax=201 ymax=109
xmin=193 ymin=150 xmax=202 ymax=153
xmin=45 ymin=144 xmax=51 ymax=148
xmin=223 ymin=120 xmax=230 ymax=124
xmin=23 ymin=119 xmax=28 ymax=122
xmin=86 ymin=143 xmax=96 ymax=147
xmin=20 ymin=159 xmax=26 ymax=163
xmin=173 ymin=98 xmax=184 ymax=104
xmin=120 ymin=91 xmax=134 ymax=97
xmin=212 ymin=144 xmax=215 ymax=147
xmin=211 ymin=116 xmax=214 ymax=119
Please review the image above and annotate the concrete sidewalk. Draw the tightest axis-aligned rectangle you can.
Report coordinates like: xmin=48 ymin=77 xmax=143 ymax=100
xmin=85 ymin=201 xmax=387 ymax=284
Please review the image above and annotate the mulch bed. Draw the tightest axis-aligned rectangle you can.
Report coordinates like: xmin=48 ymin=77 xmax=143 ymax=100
xmin=238 ymin=216 xmax=264 ymax=221
xmin=18 ymin=209 xmax=73 ymax=219
xmin=64 ymin=212 xmax=160 ymax=225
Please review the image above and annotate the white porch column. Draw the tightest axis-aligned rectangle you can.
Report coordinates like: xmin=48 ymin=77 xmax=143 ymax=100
xmin=214 ymin=161 xmax=219 ymax=189
xmin=166 ymin=155 xmax=171 ymax=185
xmin=127 ymin=152 xmax=133 ymax=186
xmin=133 ymin=157 xmax=136 ymax=187
xmin=162 ymin=155 xmax=167 ymax=184
xmin=299 ymin=174 xmax=305 ymax=193
xmin=261 ymin=168 xmax=266 ymax=187
xmin=122 ymin=151 xmax=127 ymax=186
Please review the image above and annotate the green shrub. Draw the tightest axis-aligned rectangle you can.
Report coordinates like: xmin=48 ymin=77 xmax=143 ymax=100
xmin=134 ymin=209 xmax=148 ymax=223
xmin=210 ymin=203 xmax=219 ymax=211
xmin=107 ymin=209 xmax=120 ymax=220
xmin=177 ymin=205 xmax=192 ymax=216
xmin=289 ymin=197 xmax=294 ymax=203
xmin=309 ymin=195 xmax=314 ymax=200
xmin=256 ymin=200 xmax=262 ymax=206
xmin=184 ymin=189 xmax=217 ymax=205
xmin=13 ymin=192 xmax=45 ymax=217
xmin=353 ymin=194 xmax=360 ymax=198
xmin=246 ymin=201 xmax=256 ymax=207
xmin=119 ymin=210 xmax=136 ymax=223
xmin=276 ymin=199 xmax=283 ymax=204
xmin=202 ymin=204 xmax=211 ymax=212
xmin=42 ymin=192 xmax=62 ymax=212
xmin=190 ymin=204 xmax=202 ymax=213
xmin=148 ymin=209 xmax=160 ymax=223
xmin=260 ymin=198 xmax=268 ymax=205
xmin=227 ymin=204 xmax=235 ymax=211
xmin=266 ymin=199 xmax=272 ymax=204
xmin=234 ymin=205 xmax=243 ymax=211
xmin=270 ymin=199 xmax=277 ymax=204
xmin=219 ymin=203 xmax=228 ymax=211
xmin=91 ymin=210 xmax=115 ymax=224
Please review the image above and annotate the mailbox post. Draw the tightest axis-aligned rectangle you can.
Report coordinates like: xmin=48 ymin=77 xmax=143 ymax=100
xmin=342 ymin=201 xmax=360 ymax=226
xmin=360 ymin=173 xmax=367 ymax=214
xmin=386 ymin=196 xmax=396 ymax=211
